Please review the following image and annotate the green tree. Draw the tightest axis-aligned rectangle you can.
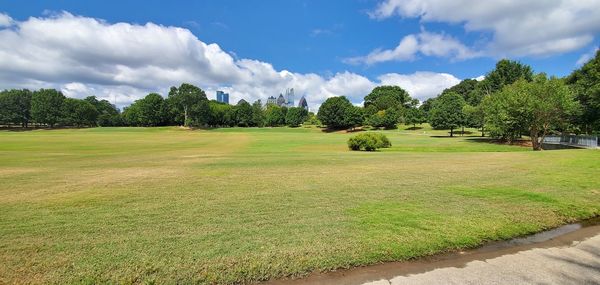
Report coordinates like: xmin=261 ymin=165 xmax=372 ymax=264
xmin=318 ymin=96 xmax=357 ymax=129
xmin=31 ymin=89 xmax=65 ymax=127
xmin=124 ymin=93 xmax=167 ymax=126
xmin=344 ymin=105 xmax=364 ymax=130
xmin=429 ymin=92 xmax=466 ymax=137
xmin=84 ymin=96 xmax=120 ymax=126
xmin=404 ymin=107 xmax=426 ymax=128
xmin=364 ymin=86 xmax=412 ymax=111
xmin=265 ymin=105 xmax=286 ymax=127
xmin=251 ymin=100 xmax=265 ymax=127
xmin=441 ymin=79 xmax=479 ymax=105
xmin=285 ymin=107 xmax=308 ymax=127
xmin=565 ymin=49 xmax=600 ymax=133
xmin=367 ymin=108 xmax=398 ymax=129
xmin=235 ymin=101 xmax=253 ymax=127
xmin=167 ymin=83 xmax=208 ymax=127
xmin=484 ymin=75 xmax=579 ymax=150
xmin=61 ymin=98 xmax=99 ymax=127
xmin=462 ymin=104 xmax=485 ymax=136
xmin=0 ymin=89 xmax=32 ymax=127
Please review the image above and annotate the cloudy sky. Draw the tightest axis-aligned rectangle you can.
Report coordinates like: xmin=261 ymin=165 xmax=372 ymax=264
xmin=0 ymin=0 xmax=599 ymax=111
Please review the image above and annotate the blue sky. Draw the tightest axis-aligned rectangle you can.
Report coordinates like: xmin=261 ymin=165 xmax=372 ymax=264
xmin=0 ymin=0 xmax=598 ymax=109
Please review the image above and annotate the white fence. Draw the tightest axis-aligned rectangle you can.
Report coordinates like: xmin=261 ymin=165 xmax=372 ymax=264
xmin=543 ymin=135 xmax=598 ymax=148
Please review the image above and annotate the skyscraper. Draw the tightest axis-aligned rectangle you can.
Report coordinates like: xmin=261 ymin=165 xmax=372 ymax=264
xmin=298 ymin=96 xmax=308 ymax=110
xmin=216 ymin=90 xmax=229 ymax=104
xmin=285 ymin=88 xmax=295 ymax=107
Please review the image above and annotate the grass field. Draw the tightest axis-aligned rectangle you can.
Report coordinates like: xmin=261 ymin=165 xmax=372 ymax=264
xmin=1 ymin=125 xmax=599 ymax=284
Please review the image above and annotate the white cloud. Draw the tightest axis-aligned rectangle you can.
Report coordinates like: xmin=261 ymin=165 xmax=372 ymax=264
xmin=576 ymin=47 xmax=599 ymax=66
xmin=378 ymin=72 xmax=460 ymax=101
xmin=345 ymin=31 xmax=478 ymax=65
xmin=370 ymin=0 xmax=600 ymax=57
xmin=0 ymin=12 xmax=460 ymax=112
xmin=0 ymin=13 xmax=13 ymax=27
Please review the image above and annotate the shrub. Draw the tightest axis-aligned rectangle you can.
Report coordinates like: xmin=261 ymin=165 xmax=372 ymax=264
xmin=347 ymin=133 xmax=391 ymax=151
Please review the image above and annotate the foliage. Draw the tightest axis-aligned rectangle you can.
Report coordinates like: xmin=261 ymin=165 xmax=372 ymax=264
xmin=404 ymin=107 xmax=426 ymax=128
xmin=61 ymin=98 xmax=99 ymax=127
xmin=31 ymin=89 xmax=65 ymax=127
xmin=0 ymin=89 xmax=32 ymax=127
xmin=347 ymin=132 xmax=391 ymax=151
xmin=285 ymin=107 xmax=308 ymax=127
xmin=234 ymin=100 xmax=253 ymax=127
xmin=364 ymin=86 xmax=412 ymax=111
xmin=84 ymin=96 xmax=121 ymax=126
xmin=441 ymin=79 xmax=479 ymax=105
xmin=462 ymin=104 xmax=485 ymax=136
xmin=483 ymin=74 xmax=580 ymax=150
xmin=317 ymin=96 xmax=360 ymax=129
xmin=303 ymin=112 xmax=321 ymax=126
xmin=367 ymin=108 xmax=399 ymax=129
xmin=265 ymin=105 xmax=286 ymax=127
xmin=167 ymin=83 xmax=208 ymax=127
xmin=123 ymin=93 xmax=168 ymax=126
xmin=565 ymin=49 xmax=600 ymax=133
xmin=251 ymin=100 xmax=265 ymax=127
xmin=429 ymin=92 xmax=466 ymax=136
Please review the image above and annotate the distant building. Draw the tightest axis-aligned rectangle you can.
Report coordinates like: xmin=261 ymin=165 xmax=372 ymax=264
xmin=237 ymin=98 xmax=248 ymax=105
xmin=276 ymin=94 xmax=286 ymax=106
xmin=298 ymin=96 xmax=308 ymax=110
xmin=285 ymin=88 xmax=295 ymax=107
xmin=266 ymin=96 xmax=277 ymax=106
xmin=216 ymin=90 xmax=229 ymax=104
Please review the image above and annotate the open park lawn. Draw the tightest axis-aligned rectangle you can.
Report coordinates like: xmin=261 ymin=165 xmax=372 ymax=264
xmin=1 ymin=126 xmax=599 ymax=284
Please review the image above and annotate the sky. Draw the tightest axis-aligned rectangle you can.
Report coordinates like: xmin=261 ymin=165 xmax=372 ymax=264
xmin=0 ymin=0 xmax=599 ymax=111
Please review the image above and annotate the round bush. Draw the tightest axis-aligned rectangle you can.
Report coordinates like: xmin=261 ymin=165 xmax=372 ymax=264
xmin=347 ymin=133 xmax=391 ymax=151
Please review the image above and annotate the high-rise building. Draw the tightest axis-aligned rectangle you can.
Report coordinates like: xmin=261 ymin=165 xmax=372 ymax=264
xmin=298 ymin=96 xmax=308 ymax=110
xmin=216 ymin=90 xmax=229 ymax=104
xmin=276 ymin=94 xmax=286 ymax=106
xmin=285 ymin=88 xmax=295 ymax=107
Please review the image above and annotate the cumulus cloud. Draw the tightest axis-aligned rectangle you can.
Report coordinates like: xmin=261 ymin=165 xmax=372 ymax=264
xmin=0 ymin=12 xmax=460 ymax=112
xmin=0 ymin=13 xmax=13 ymax=27
xmin=345 ymin=31 xmax=478 ymax=65
xmin=378 ymin=72 xmax=460 ymax=101
xmin=576 ymin=47 xmax=599 ymax=66
xmin=369 ymin=0 xmax=600 ymax=57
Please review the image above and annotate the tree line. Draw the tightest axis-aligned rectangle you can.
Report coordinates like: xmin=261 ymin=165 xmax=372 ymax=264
xmin=316 ymin=51 xmax=600 ymax=150
xmin=0 ymin=83 xmax=312 ymax=128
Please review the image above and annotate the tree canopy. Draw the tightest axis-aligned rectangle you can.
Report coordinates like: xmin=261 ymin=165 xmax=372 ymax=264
xmin=429 ymin=92 xmax=466 ymax=137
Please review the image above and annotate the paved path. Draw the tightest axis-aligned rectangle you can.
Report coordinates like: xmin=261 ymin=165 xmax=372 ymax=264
xmin=364 ymin=234 xmax=600 ymax=285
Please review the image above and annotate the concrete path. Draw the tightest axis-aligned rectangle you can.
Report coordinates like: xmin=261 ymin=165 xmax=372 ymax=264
xmin=365 ymin=234 xmax=600 ymax=285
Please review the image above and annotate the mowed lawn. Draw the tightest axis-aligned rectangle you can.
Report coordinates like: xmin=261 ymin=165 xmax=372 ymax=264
xmin=1 ymin=126 xmax=599 ymax=284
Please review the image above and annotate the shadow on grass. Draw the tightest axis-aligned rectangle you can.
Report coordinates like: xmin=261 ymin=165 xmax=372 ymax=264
xmin=466 ymin=137 xmax=532 ymax=148
xmin=405 ymin=126 xmax=423 ymax=130
xmin=321 ymin=127 xmax=366 ymax=133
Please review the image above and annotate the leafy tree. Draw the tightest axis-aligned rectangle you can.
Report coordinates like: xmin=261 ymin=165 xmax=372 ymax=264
xmin=31 ymin=89 xmax=65 ymax=127
xmin=484 ymin=75 xmax=579 ymax=150
xmin=318 ymin=96 xmax=356 ymax=129
xmin=84 ymin=96 xmax=120 ymax=126
xmin=167 ymin=83 xmax=208 ymax=127
xmin=265 ymin=105 xmax=286 ymax=127
xmin=429 ymin=92 xmax=466 ymax=137
xmin=207 ymin=100 xmax=233 ymax=127
xmin=565 ymin=49 xmax=600 ymax=133
xmin=404 ymin=107 xmax=426 ymax=128
xmin=364 ymin=86 xmax=412 ymax=111
xmin=367 ymin=108 xmax=398 ymax=129
xmin=441 ymin=79 xmax=479 ymax=105
xmin=462 ymin=104 xmax=485 ymax=136
xmin=124 ymin=93 xmax=167 ymax=126
xmin=0 ymin=89 xmax=32 ymax=127
xmin=304 ymin=112 xmax=321 ymax=125
xmin=235 ymin=100 xmax=253 ymax=127
xmin=251 ymin=100 xmax=265 ymax=127
xmin=344 ymin=105 xmax=364 ymax=130
xmin=419 ymin=98 xmax=435 ymax=121
xmin=61 ymin=98 xmax=99 ymax=127
xmin=285 ymin=107 xmax=308 ymax=127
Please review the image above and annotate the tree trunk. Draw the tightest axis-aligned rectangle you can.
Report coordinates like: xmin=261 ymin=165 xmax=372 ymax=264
xmin=184 ymin=106 xmax=189 ymax=127
xmin=461 ymin=126 xmax=464 ymax=136
xmin=481 ymin=126 xmax=485 ymax=137
xmin=530 ymin=130 xmax=541 ymax=151
xmin=450 ymin=127 xmax=454 ymax=137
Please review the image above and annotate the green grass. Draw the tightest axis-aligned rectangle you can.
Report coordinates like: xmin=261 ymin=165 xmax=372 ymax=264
xmin=0 ymin=125 xmax=599 ymax=284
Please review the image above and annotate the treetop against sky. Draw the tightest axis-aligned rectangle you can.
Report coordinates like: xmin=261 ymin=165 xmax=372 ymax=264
xmin=0 ymin=0 xmax=598 ymax=109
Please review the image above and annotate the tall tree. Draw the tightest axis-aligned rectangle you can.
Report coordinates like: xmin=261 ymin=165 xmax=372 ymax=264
xmin=251 ymin=100 xmax=265 ymax=127
xmin=167 ymin=83 xmax=208 ymax=127
xmin=124 ymin=93 xmax=167 ymax=126
xmin=484 ymin=75 xmax=579 ymax=150
xmin=61 ymin=98 xmax=99 ymax=127
xmin=0 ymin=89 xmax=32 ymax=127
xmin=404 ymin=107 xmax=426 ymax=128
xmin=318 ymin=96 xmax=357 ymax=129
xmin=265 ymin=105 xmax=285 ymax=127
xmin=235 ymin=101 xmax=253 ymax=127
xmin=84 ymin=96 xmax=120 ymax=126
xmin=285 ymin=107 xmax=308 ymax=127
xmin=31 ymin=89 xmax=65 ymax=127
xmin=364 ymin=86 xmax=412 ymax=115
xmin=565 ymin=49 xmax=600 ymax=133
xmin=429 ymin=92 xmax=466 ymax=137
xmin=441 ymin=79 xmax=479 ymax=105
